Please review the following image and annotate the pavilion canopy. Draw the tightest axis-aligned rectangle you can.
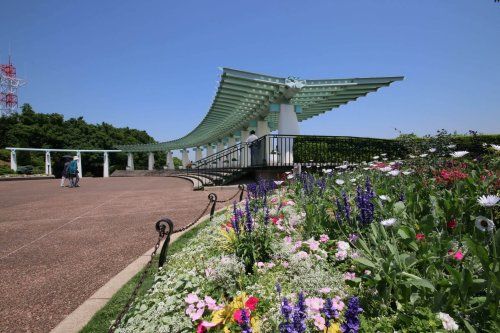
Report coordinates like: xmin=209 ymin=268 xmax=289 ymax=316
xmin=118 ymin=68 xmax=403 ymax=152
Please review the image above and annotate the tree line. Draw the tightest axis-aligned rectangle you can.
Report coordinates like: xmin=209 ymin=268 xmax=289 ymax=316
xmin=0 ymin=104 xmax=180 ymax=176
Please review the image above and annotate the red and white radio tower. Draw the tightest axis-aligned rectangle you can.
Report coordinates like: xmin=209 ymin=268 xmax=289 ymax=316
xmin=0 ymin=55 xmax=26 ymax=116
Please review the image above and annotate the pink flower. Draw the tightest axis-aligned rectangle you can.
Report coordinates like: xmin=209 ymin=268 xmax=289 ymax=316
xmin=453 ymin=250 xmax=464 ymax=261
xmin=267 ymin=262 xmax=275 ymax=269
xmin=233 ymin=309 xmax=250 ymax=324
xmin=337 ymin=241 xmax=350 ymax=251
xmin=257 ymin=262 xmax=265 ymax=268
xmin=196 ymin=300 xmax=206 ymax=309
xmin=204 ymin=296 xmax=220 ymax=311
xmin=196 ymin=322 xmax=207 ymax=333
xmin=332 ymin=296 xmax=345 ymax=311
xmin=335 ymin=250 xmax=348 ymax=261
xmin=307 ymin=239 xmax=320 ymax=251
xmin=319 ymin=234 xmax=330 ymax=243
xmin=350 ymin=251 xmax=360 ymax=259
xmin=343 ymin=272 xmax=356 ymax=281
xmin=189 ymin=307 xmax=204 ymax=321
xmin=270 ymin=197 xmax=279 ymax=204
xmin=201 ymin=321 xmax=217 ymax=328
xmin=293 ymin=241 xmax=303 ymax=251
xmin=296 ymin=251 xmax=309 ymax=259
xmin=313 ymin=314 xmax=326 ymax=330
xmin=319 ymin=287 xmax=331 ymax=294
xmin=416 ymin=233 xmax=425 ymax=241
xmin=245 ymin=296 xmax=259 ymax=311
xmin=284 ymin=236 xmax=292 ymax=244
xmin=205 ymin=267 xmax=215 ymax=277
xmin=282 ymin=261 xmax=289 ymax=268
xmin=185 ymin=293 xmax=199 ymax=304
xmin=305 ymin=297 xmax=325 ymax=313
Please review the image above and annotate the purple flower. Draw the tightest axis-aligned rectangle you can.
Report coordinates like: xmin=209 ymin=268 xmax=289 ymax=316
xmin=355 ymin=184 xmax=375 ymax=225
xmin=341 ymin=296 xmax=363 ymax=333
xmin=232 ymin=201 xmax=240 ymax=234
xmin=276 ymin=283 xmax=282 ymax=294
xmin=342 ymin=191 xmax=351 ymax=221
xmin=322 ymin=297 xmax=339 ymax=327
xmin=264 ymin=205 xmax=270 ymax=226
xmin=238 ymin=307 xmax=252 ymax=333
xmin=245 ymin=199 xmax=254 ymax=232
xmin=292 ymin=292 xmax=307 ymax=333
xmin=279 ymin=297 xmax=294 ymax=333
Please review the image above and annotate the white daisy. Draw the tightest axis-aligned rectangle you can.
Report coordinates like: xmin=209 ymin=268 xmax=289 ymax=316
xmin=402 ymin=170 xmax=413 ymax=175
xmin=389 ymin=161 xmax=396 ymax=166
xmin=373 ymin=156 xmax=380 ymax=160
xmin=274 ymin=180 xmax=284 ymax=186
xmin=450 ymin=151 xmax=469 ymax=158
xmin=380 ymin=218 xmax=397 ymax=227
xmin=491 ymin=144 xmax=500 ymax=151
xmin=429 ymin=148 xmax=436 ymax=153
xmin=475 ymin=216 xmax=495 ymax=232
xmin=350 ymin=178 xmax=357 ymax=183
xmin=379 ymin=195 xmax=390 ymax=201
xmin=388 ymin=170 xmax=400 ymax=176
xmin=381 ymin=153 xmax=387 ymax=156
xmin=437 ymin=312 xmax=459 ymax=331
xmin=337 ymin=165 xmax=348 ymax=170
xmin=322 ymin=169 xmax=333 ymax=174
xmin=335 ymin=179 xmax=345 ymax=185
xmin=447 ymin=144 xmax=456 ymax=149
xmin=408 ymin=154 xmax=416 ymax=159
xmin=287 ymin=174 xmax=294 ymax=179
xmin=419 ymin=153 xmax=428 ymax=158
xmin=477 ymin=195 xmax=499 ymax=207
xmin=380 ymin=166 xmax=392 ymax=172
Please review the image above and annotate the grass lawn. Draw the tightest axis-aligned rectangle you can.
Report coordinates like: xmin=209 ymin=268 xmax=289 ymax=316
xmin=80 ymin=216 xmax=214 ymax=333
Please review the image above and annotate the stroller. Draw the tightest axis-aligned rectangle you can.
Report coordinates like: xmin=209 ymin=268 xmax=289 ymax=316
xmin=67 ymin=158 xmax=80 ymax=188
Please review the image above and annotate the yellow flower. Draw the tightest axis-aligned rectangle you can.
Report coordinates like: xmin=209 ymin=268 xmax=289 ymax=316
xmin=217 ymin=227 xmax=237 ymax=252
xmin=324 ymin=323 xmax=341 ymax=333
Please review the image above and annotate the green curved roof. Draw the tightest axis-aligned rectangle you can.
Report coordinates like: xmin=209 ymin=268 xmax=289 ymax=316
xmin=118 ymin=68 xmax=403 ymax=152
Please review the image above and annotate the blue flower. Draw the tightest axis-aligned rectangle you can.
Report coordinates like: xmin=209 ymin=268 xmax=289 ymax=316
xmin=245 ymin=199 xmax=253 ymax=232
xmin=292 ymin=292 xmax=307 ymax=333
xmin=341 ymin=296 xmax=363 ymax=333
xmin=322 ymin=298 xmax=339 ymax=327
xmin=238 ymin=308 xmax=252 ymax=333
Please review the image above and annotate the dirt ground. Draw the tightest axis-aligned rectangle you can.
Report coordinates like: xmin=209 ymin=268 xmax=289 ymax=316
xmin=0 ymin=177 xmax=233 ymax=333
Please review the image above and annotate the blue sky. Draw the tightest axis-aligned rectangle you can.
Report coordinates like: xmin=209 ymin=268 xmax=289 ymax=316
xmin=1 ymin=0 xmax=499 ymax=143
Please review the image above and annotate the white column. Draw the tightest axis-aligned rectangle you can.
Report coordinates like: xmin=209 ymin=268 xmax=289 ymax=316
xmin=240 ymin=130 xmax=250 ymax=167
xmin=227 ymin=136 xmax=236 ymax=147
xmin=181 ymin=149 xmax=190 ymax=168
xmin=166 ymin=151 xmax=174 ymax=169
xmin=206 ymin=145 xmax=214 ymax=157
xmin=127 ymin=153 xmax=134 ymax=171
xmin=256 ymin=120 xmax=270 ymax=137
xmin=45 ymin=151 xmax=52 ymax=175
xmin=77 ymin=151 xmax=83 ymax=178
xmin=10 ymin=150 xmax=17 ymax=172
xmin=103 ymin=152 xmax=109 ymax=177
xmin=195 ymin=147 xmax=203 ymax=162
xmin=277 ymin=104 xmax=300 ymax=165
xmin=148 ymin=152 xmax=155 ymax=171
xmin=217 ymin=141 xmax=224 ymax=167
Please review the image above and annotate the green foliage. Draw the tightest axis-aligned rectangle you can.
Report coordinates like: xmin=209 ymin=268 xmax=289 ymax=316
xmin=0 ymin=104 xmax=158 ymax=176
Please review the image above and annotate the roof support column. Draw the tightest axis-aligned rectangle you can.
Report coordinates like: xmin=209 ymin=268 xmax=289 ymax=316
xmin=240 ymin=130 xmax=250 ymax=167
xmin=148 ymin=152 xmax=155 ymax=171
xmin=10 ymin=149 xmax=17 ymax=172
xmin=206 ymin=145 xmax=214 ymax=158
xmin=45 ymin=151 xmax=52 ymax=176
xmin=276 ymin=103 xmax=301 ymax=165
xmin=256 ymin=120 xmax=270 ymax=137
xmin=103 ymin=152 xmax=109 ymax=177
xmin=227 ymin=135 xmax=236 ymax=148
xmin=216 ymin=141 xmax=224 ymax=168
xmin=77 ymin=151 xmax=83 ymax=178
xmin=194 ymin=147 xmax=203 ymax=162
xmin=127 ymin=153 xmax=134 ymax=171
xmin=166 ymin=151 xmax=174 ymax=170
xmin=181 ymin=149 xmax=190 ymax=168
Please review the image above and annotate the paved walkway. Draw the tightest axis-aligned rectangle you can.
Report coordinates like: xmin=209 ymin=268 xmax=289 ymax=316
xmin=0 ymin=177 xmax=232 ymax=333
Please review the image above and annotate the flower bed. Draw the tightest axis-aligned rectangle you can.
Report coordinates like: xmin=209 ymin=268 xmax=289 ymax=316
xmin=117 ymin=148 xmax=499 ymax=332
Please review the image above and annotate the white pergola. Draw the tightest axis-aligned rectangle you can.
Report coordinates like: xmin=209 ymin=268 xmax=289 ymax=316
xmin=5 ymin=147 xmax=122 ymax=178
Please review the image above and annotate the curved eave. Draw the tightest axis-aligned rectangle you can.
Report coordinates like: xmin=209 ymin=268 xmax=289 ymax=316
xmin=117 ymin=69 xmax=403 ymax=152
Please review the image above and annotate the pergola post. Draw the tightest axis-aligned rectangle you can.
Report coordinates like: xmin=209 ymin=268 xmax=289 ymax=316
xmin=227 ymin=135 xmax=236 ymax=148
xmin=77 ymin=151 xmax=83 ymax=178
xmin=206 ymin=144 xmax=214 ymax=158
xmin=256 ymin=120 xmax=270 ymax=137
xmin=103 ymin=152 xmax=109 ymax=177
xmin=240 ymin=129 xmax=250 ymax=167
xmin=277 ymin=103 xmax=300 ymax=165
xmin=166 ymin=151 xmax=174 ymax=169
xmin=10 ymin=149 xmax=17 ymax=172
xmin=194 ymin=147 xmax=203 ymax=162
xmin=181 ymin=149 xmax=190 ymax=168
xmin=127 ymin=153 xmax=134 ymax=171
xmin=216 ymin=141 xmax=224 ymax=167
xmin=45 ymin=151 xmax=52 ymax=176
xmin=148 ymin=152 xmax=155 ymax=171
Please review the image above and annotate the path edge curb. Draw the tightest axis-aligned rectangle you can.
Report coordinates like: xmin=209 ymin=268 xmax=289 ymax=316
xmin=50 ymin=206 xmax=228 ymax=333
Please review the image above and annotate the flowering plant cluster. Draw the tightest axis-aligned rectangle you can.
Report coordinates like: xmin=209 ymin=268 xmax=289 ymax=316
xmin=117 ymin=139 xmax=499 ymax=332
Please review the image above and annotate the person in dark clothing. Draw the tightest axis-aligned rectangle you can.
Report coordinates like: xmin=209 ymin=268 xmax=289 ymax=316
xmin=61 ymin=160 xmax=70 ymax=187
